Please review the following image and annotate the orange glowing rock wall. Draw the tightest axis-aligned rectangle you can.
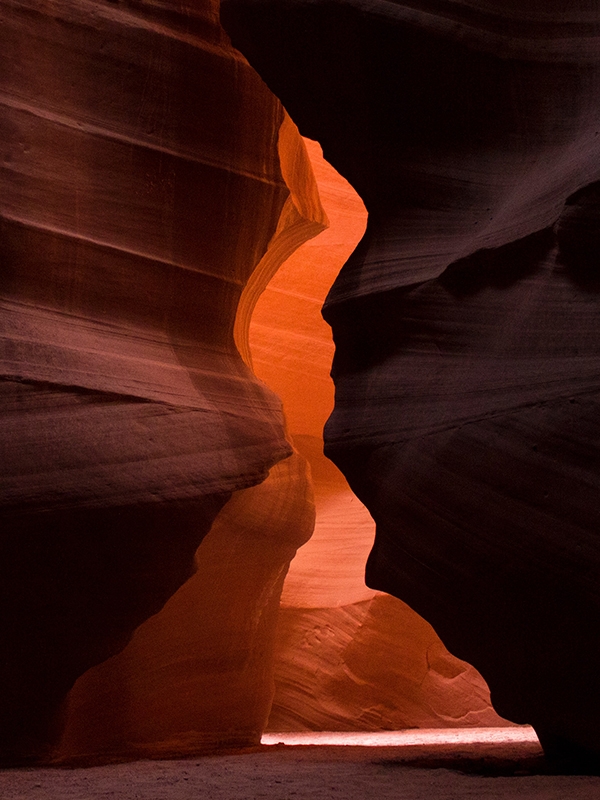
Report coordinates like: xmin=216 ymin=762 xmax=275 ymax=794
xmin=2 ymin=0 xmax=521 ymax=766
xmin=57 ymin=453 xmax=315 ymax=762
xmin=222 ymin=0 xmax=600 ymax=770
xmin=0 ymin=0 xmax=322 ymax=764
xmin=56 ymin=122 xmax=326 ymax=762
xmin=250 ymin=141 xmax=505 ymax=732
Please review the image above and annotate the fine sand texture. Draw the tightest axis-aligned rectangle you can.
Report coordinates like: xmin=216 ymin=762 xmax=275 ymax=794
xmin=3 ymin=742 xmax=600 ymax=799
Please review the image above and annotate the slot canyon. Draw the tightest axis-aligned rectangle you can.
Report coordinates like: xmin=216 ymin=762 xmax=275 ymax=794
xmin=1 ymin=0 xmax=600 ymax=782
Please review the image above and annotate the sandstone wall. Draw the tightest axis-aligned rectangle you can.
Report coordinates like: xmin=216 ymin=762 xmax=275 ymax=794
xmin=223 ymin=0 xmax=600 ymax=770
xmin=251 ymin=139 xmax=505 ymax=733
xmin=0 ymin=0 xmax=321 ymax=764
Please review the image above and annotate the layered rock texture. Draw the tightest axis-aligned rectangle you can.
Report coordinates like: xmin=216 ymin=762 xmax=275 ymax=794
xmin=54 ymin=120 xmax=325 ymax=760
xmin=6 ymin=0 xmax=598 ymax=770
xmin=57 ymin=453 xmax=315 ymax=762
xmin=0 ymin=0 xmax=324 ymax=764
xmin=222 ymin=0 xmax=600 ymax=770
xmin=56 ymin=124 xmax=505 ymax=762
xmin=250 ymin=139 xmax=504 ymax=732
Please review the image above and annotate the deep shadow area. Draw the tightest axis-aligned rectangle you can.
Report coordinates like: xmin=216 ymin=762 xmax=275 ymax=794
xmin=376 ymin=748 xmax=600 ymax=777
xmin=438 ymin=227 xmax=554 ymax=297
xmin=263 ymin=741 xmax=600 ymax=777
xmin=555 ymin=180 xmax=600 ymax=292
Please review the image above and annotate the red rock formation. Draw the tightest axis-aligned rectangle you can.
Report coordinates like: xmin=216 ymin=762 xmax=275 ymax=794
xmin=222 ymin=0 xmax=600 ymax=770
xmin=270 ymin=596 xmax=506 ymax=732
xmin=251 ymin=139 xmax=504 ymax=732
xmin=0 ymin=0 xmax=321 ymax=764
xmin=53 ymin=111 xmax=324 ymax=763
xmin=7 ymin=0 xmax=597 ymax=767
xmin=57 ymin=453 xmax=315 ymax=762
xmin=57 ymin=123 xmax=506 ymax=759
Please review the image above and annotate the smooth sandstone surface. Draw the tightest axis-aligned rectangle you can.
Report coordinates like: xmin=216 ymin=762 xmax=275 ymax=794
xmin=57 ymin=121 xmax=505 ymax=762
xmin=55 ymin=111 xmax=325 ymax=761
xmin=4 ymin=0 xmax=599 ymax=773
xmin=57 ymin=453 xmax=315 ymax=762
xmin=251 ymin=140 xmax=504 ymax=732
xmin=0 ymin=0 xmax=323 ymax=764
xmin=222 ymin=0 xmax=600 ymax=769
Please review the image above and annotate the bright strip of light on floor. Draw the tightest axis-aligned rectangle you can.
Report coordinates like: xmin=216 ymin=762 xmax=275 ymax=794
xmin=262 ymin=727 xmax=539 ymax=746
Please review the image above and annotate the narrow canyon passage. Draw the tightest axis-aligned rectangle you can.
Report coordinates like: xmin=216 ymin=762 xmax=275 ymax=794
xmin=223 ymin=0 xmax=600 ymax=772
xmin=249 ymin=138 xmax=508 ymax=733
xmin=55 ymin=132 xmax=508 ymax=764
xmin=2 ymin=0 xmax=600 ymax=777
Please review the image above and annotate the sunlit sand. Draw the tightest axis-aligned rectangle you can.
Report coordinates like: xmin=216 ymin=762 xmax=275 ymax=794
xmin=262 ymin=726 xmax=539 ymax=747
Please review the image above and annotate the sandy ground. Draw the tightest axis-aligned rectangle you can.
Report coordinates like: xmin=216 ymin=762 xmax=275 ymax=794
xmin=2 ymin=738 xmax=600 ymax=800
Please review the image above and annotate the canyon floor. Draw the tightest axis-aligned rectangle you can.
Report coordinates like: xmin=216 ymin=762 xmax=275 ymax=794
xmin=3 ymin=732 xmax=600 ymax=800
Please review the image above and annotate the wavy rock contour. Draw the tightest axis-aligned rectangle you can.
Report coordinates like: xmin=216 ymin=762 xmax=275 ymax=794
xmin=0 ymin=0 xmax=322 ymax=764
xmin=250 ymin=139 xmax=505 ymax=731
xmin=222 ymin=0 xmax=600 ymax=770
xmin=55 ymin=116 xmax=325 ymax=762
xmin=57 ymin=453 xmax=315 ymax=762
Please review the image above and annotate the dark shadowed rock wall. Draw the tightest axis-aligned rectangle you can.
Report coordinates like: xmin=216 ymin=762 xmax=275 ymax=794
xmin=222 ymin=0 xmax=600 ymax=770
xmin=56 ymin=453 xmax=315 ymax=763
xmin=249 ymin=138 xmax=506 ymax=734
xmin=0 ymin=0 xmax=323 ymax=764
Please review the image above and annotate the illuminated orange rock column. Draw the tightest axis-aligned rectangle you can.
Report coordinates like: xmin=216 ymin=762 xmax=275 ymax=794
xmin=251 ymin=141 xmax=505 ymax=731
xmin=223 ymin=0 xmax=600 ymax=770
xmin=0 ymin=0 xmax=320 ymax=764
xmin=56 ymin=117 xmax=326 ymax=763
xmin=57 ymin=454 xmax=315 ymax=761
